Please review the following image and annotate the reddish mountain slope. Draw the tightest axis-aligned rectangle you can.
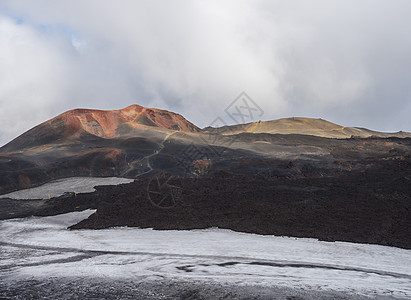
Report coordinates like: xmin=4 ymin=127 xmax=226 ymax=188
xmin=57 ymin=104 xmax=200 ymax=138
xmin=0 ymin=105 xmax=200 ymax=152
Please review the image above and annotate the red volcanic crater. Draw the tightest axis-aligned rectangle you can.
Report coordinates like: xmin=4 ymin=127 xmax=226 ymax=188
xmin=57 ymin=104 xmax=200 ymax=139
xmin=0 ymin=104 xmax=200 ymax=153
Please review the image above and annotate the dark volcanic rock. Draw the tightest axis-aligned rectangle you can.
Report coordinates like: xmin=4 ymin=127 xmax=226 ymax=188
xmin=68 ymin=159 xmax=411 ymax=249
xmin=0 ymin=104 xmax=410 ymax=250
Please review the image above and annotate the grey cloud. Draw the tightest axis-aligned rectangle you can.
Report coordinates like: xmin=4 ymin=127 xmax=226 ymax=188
xmin=0 ymin=0 xmax=410 ymax=145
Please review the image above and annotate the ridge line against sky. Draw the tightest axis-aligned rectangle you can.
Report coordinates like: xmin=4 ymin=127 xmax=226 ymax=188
xmin=0 ymin=0 xmax=410 ymax=146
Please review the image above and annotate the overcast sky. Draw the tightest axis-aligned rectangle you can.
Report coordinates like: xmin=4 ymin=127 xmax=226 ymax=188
xmin=0 ymin=0 xmax=410 ymax=146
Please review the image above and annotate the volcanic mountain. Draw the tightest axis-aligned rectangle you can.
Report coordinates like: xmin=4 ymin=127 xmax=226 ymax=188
xmin=206 ymin=117 xmax=411 ymax=139
xmin=0 ymin=104 xmax=410 ymax=192
xmin=2 ymin=104 xmax=410 ymax=155
xmin=0 ymin=104 xmax=410 ymax=249
xmin=0 ymin=104 xmax=200 ymax=153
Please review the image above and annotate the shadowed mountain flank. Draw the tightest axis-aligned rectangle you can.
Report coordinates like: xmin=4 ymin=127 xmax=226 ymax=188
xmin=0 ymin=104 xmax=410 ymax=249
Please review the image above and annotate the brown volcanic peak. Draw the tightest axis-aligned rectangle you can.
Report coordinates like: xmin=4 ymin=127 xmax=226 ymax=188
xmin=0 ymin=105 xmax=200 ymax=153
xmin=120 ymin=104 xmax=200 ymax=133
xmin=209 ymin=117 xmax=411 ymax=139
xmin=57 ymin=104 xmax=200 ymax=139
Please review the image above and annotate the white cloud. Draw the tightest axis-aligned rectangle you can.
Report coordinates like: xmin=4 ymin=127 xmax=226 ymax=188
xmin=0 ymin=15 xmax=70 ymax=144
xmin=0 ymin=0 xmax=410 ymax=145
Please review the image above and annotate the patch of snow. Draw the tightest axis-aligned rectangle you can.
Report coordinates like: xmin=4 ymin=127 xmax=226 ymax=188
xmin=0 ymin=177 xmax=134 ymax=199
xmin=0 ymin=210 xmax=410 ymax=298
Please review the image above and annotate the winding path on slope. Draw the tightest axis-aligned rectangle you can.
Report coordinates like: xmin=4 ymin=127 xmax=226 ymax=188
xmin=120 ymin=131 xmax=178 ymax=178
